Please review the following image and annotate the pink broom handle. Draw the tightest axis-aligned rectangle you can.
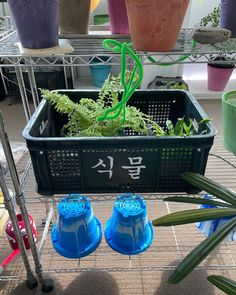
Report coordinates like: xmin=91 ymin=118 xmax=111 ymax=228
xmin=0 ymin=249 xmax=20 ymax=273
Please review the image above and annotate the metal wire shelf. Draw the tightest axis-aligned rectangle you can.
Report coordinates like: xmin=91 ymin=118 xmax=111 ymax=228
xmin=2 ymin=200 xmax=236 ymax=282
xmin=0 ymin=23 xmax=236 ymax=291
xmin=1 ymin=140 xmax=236 ymax=295
xmin=0 ymin=29 xmax=236 ymax=67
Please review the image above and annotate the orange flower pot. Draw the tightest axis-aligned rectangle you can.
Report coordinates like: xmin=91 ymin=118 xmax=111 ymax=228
xmin=125 ymin=0 xmax=190 ymax=52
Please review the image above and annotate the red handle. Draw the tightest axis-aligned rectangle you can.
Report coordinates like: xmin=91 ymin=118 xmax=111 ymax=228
xmin=0 ymin=249 xmax=20 ymax=272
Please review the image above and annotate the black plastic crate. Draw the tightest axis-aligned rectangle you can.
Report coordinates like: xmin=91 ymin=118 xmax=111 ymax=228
xmin=23 ymin=89 xmax=216 ymax=195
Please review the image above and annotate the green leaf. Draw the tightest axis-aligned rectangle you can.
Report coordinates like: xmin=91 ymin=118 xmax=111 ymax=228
xmin=199 ymin=118 xmax=212 ymax=124
xmin=163 ymin=196 xmax=233 ymax=208
xmin=168 ymin=217 xmax=236 ymax=284
xmin=166 ymin=120 xmax=174 ymax=135
xmin=207 ymin=275 xmax=236 ymax=295
xmin=183 ymin=122 xmax=191 ymax=136
xmin=182 ymin=172 xmax=236 ymax=206
xmin=174 ymin=117 xmax=185 ymax=136
xmin=152 ymin=208 xmax=236 ymax=226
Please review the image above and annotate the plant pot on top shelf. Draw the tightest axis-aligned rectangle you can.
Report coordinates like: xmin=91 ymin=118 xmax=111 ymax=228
xmin=107 ymin=0 xmax=129 ymax=34
xmin=7 ymin=0 xmax=59 ymax=49
xmin=207 ymin=56 xmax=234 ymax=91
xmin=59 ymin=0 xmax=91 ymax=34
xmin=124 ymin=0 xmax=190 ymax=51
xmin=221 ymin=0 xmax=236 ymax=38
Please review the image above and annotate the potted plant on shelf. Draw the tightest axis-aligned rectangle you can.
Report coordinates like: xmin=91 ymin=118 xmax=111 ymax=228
xmin=152 ymin=172 xmax=236 ymax=293
xmin=207 ymin=55 xmax=234 ymax=92
xmin=199 ymin=0 xmax=236 ymax=38
xmin=195 ymin=4 xmax=235 ymax=92
xmin=7 ymin=0 xmax=59 ymax=49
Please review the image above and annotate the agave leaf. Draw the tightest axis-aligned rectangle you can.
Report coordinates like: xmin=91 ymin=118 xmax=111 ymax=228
xmin=163 ymin=196 xmax=233 ymax=208
xmin=207 ymin=275 xmax=236 ymax=295
xmin=152 ymin=208 xmax=236 ymax=226
xmin=182 ymin=172 xmax=236 ymax=206
xmin=168 ymin=217 xmax=236 ymax=284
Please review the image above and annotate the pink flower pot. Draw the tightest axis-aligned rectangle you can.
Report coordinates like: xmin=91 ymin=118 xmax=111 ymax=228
xmin=208 ymin=64 xmax=234 ymax=91
xmin=108 ymin=0 xmax=129 ymax=34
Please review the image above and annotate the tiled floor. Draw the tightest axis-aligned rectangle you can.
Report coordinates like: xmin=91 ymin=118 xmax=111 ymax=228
xmin=0 ymin=97 xmax=236 ymax=294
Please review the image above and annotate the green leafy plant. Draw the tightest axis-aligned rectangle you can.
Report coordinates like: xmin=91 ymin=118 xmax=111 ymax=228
xmin=166 ymin=81 xmax=188 ymax=91
xmin=161 ymin=117 xmax=211 ymax=137
xmin=41 ymin=73 xmax=157 ymax=137
xmin=152 ymin=172 xmax=236 ymax=286
xmin=199 ymin=4 xmax=221 ymax=27
xmin=41 ymin=73 xmax=210 ymax=138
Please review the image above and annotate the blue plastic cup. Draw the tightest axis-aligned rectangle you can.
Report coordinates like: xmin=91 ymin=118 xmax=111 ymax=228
xmin=196 ymin=194 xmax=236 ymax=242
xmin=105 ymin=194 xmax=154 ymax=255
xmin=89 ymin=56 xmax=112 ymax=87
xmin=51 ymin=196 xmax=102 ymax=258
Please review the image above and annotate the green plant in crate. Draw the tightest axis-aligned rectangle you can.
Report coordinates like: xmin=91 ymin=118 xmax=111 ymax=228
xmin=152 ymin=172 xmax=236 ymax=292
xmin=41 ymin=87 xmax=209 ymax=138
xmin=41 ymin=39 xmax=210 ymax=138
xmin=41 ymin=73 xmax=155 ymax=137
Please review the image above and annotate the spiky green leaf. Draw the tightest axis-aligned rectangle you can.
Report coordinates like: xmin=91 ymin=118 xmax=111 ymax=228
xmin=182 ymin=172 xmax=236 ymax=206
xmin=207 ymin=275 xmax=236 ymax=295
xmin=163 ymin=196 xmax=233 ymax=208
xmin=168 ymin=217 xmax=236 ymax=284
xmin=152 ymin=208 xmax=236 ymax=226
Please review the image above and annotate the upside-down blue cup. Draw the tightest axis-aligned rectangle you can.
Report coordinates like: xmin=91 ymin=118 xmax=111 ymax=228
xmin=105 ymin=194 xmax=154 ymax=255
xmin=51 ymin=196 xmax=102 ymax=258
xmin=196 ymin=194 xmax=236 ymax=242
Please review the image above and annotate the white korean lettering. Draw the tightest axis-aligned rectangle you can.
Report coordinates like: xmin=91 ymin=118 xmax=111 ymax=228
xmin=92 ymin=156 xmax=114 ymax=179
xmin=122 ymin=157 xmax=146 ymax=180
